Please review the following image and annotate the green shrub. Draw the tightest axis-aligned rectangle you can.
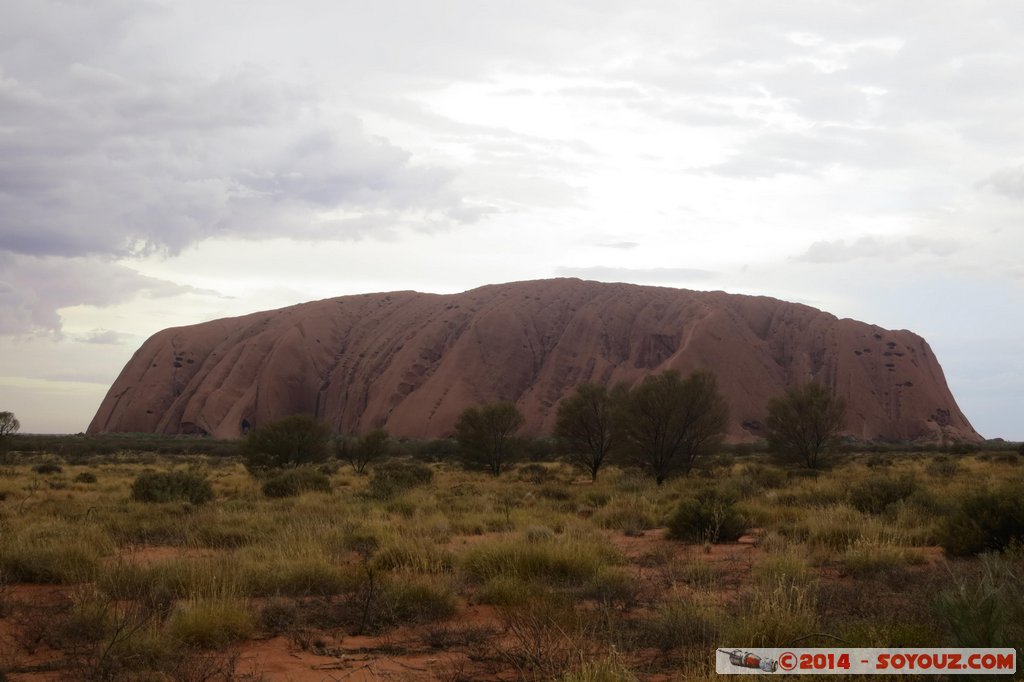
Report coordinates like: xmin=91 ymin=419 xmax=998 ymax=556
xmin=372 ymin=539 xmax=454 ymax=574
xmin=740 ymin=463 xmax=788 ymax=489
xmin=131 ymin=471 xmax=214 ymax=504
xmin=74 ymin=471 xmax=98 ymax=484
xmin=840 ymin=538 xmax=925 ymax=577
xmin=461 ymin=537 xmax=618 ymax=585
xmin=260 ymin=468 xmax=331 ymax=498
xmin=581 ymin=568 xmax=640 ymax=607
xmin=515 ymin=462 xmax=557 ymax=484
xmin=666 ymin=490 xmax=746 ymax=543
xmin=847 ymin=474 xmax=917 ymax=515
xmin=364 ymin=460 xmax=433 ymax=499
xmin=380 ymin=574 xmax=457 ymax=625
xmin=925 ymin=456 xmax=960 ymax=478
xmin=258 ymin=598 xmax=303 ymax=635
xmin=241 ymin=559 xmax=357 ymax=596
xmin=725 ymin=579 xmax=819 ymax=647
xmin=641 ymin=598 xmax=718 ymax=651
xmin=477 ymin=575 xmax=535 ymax=607
xmin=525 ymin=525 xmax=557 ymax=543
xmin=593 ymin=496 xmax=659 ymax=536
xmin=932 ymin=554 xmax=1024 ymax=647
xmin=1 ymin=537 xmax=105 ymax=583
xmin=939 ymin=485 xmax=1024 ymax=556
xmin=33 ymin=462 xmax=63 ymax=474
xmin=242 ymin=414 xmax=331 ymax=471
xmin=168 ymin=597 xmax=255 ymax=648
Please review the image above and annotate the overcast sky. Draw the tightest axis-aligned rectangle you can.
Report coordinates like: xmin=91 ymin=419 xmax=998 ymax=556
xmin=1 ymin=0 xmax=1022 ymax=438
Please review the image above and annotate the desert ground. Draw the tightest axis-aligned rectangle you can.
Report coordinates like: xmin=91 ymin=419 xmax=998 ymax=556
xmin=1 ymin=438 xmax=1022 ymax=681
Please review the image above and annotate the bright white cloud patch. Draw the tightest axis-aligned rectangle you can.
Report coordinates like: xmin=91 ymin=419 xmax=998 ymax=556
xmin=0 ymin=0 xmax=1022 ymax=437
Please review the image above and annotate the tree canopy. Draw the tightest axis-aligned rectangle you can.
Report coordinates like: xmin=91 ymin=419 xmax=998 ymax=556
xmin=554 ymin=382 xmax=625 ymax=481
xmin=338 ymin=428 xmax=391 ymax=474
xmin=454 ymin=401 xmax=524 ymax=476
xmin=242 ymin=414 xmax=331 ymax=472
xmin=617 ymin=369 xmax=729 ymax=484
xmin=0 ymin=411 xmax=19 ymax=438
xmin=765 ymin=382 xmax=846 ymax=469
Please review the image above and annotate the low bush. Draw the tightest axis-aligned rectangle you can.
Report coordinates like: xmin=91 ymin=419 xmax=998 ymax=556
xmin=372 ymin=538 xmax=454 ymax=574
xmin=260 ymin=468 xmax=331 ymax=498
xmin=168 ymin=597 xmax=255 ymax=648
xmin=925 ymin=456 xmax=960 ymax=477
xmin=788 ymin=504 xmax=864 ymax=551
xmin=593 ymin=496 xmax=659 ymax=536
xmin=725 ymin=579 xmax=819 ymax=647
xmin=754 ymin=551 xmax=813 ymax=588
xmin=641 ymin=598 xmax=718 ymax=652
xmin=847 ymin=474 xmax=917 ymax=515
xmin=258 ymin=598 xmax=304 ymax=635
xmin=131 ymin=471 xmax=214 ymax=504
xmin=739 ymin=463 xmax=788 ymax=490
xmin=74 ymin=471 xmax=98 ymax=484
xmin=666 ymin=490 xmax=746 ymax=543
xmin=461 ymin=537 xmax=618 ymax=585
xmin=840 ymin=538 xmax=924 ymax=577
xmin=364 ymin=460 xmax=434 ymax=499
xmin=515 ymin=462 xmax=557 ymax=484
xmin=477 ymin=575 xmax=536 ymax=607
xmin=1 ymin=537 xmax=104 ymax=583
xmin=939 ymin=485 xmax=1024 ymax=556
xmin=991 ymin=452 xmax=1020 ymax=465
xmin=580 ymin=568 xmax=640 ymax=608
xmin=380 ymin=574 xmax=457 ymax=625
xmin=932 ymin=553 xmax=1024 ymax=647
xmin=241 ymin=558 xmax=359 ymax=597
xmin=33 ymin=462 xmax=63 ymax=474
xmin=949 ymin=441 xmax=980 ymax=455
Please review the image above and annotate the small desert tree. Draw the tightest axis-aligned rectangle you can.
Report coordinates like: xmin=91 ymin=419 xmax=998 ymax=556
xmin=242 ymin=414 xmax=331 ymax=472
xmin=765 ymin=382 xmax=846 ymax=469
xmin=338 ymin=428 xmax=391 ymax=474
xmin=554 ymin=383 xmax=626 ymax=481
xmin=454 ymin=401 xmax=524 ymax=476
xmin=0 ymin=410 xmax=19 ymax=461
xmin=618 ymin=369 xmax=729 ymax=484
xmin=0 ymin=411 xmax=19 ymax=438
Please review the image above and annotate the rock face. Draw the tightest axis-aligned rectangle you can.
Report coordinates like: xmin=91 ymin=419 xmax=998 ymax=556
xmin=88 ymin=278 xmax=979 ymax=442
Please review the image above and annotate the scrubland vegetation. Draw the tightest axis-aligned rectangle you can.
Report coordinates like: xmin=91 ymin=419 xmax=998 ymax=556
xmin=1 ymin=434 xmax=1022 ymax=680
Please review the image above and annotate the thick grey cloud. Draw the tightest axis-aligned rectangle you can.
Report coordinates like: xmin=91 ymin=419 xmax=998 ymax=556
xmin=0 ymin=60 xmax=476 ymax=259
xmin=3 ymin=2 xmax=1024 ymax=340
xmin=0 ymin=254 xmax=204 ymax=335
